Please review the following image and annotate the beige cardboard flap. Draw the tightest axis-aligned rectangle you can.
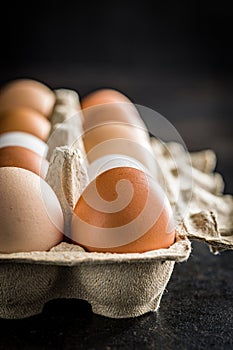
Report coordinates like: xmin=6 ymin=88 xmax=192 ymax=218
xmin=150 ymin=137 xmax=233 ymax=254
xmin=182 ymin=210 xmax=233 ymax=252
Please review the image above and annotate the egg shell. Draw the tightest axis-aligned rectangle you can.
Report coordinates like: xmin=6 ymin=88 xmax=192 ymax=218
xmin=83 ymin=123 xmax=150 ymax=155
xmin=81 ymin=88 xmax=131 ymax=108
xmin=72 ymin=167 xmax=175 ymax=253
xmin=0 ymin=79 xmax=55 ymax=118
xmin=81 ymin=88 xmax=156 ymax=175
xmin=81 ymin=88 xmax=150 ymax=140
xmin=0 ymin=167 xmax=64 ymax=253
xmin=81 ymin=89 xmax=147 ymax=132
xmin=0 ymin=131 xmax=48 ymax=157
xmin=0 ymin=146 xmax=49 ymax=179
xmin=83 ymin=123 xmax=157 ymax=175
xmin=0 ymin=107 xmax=51 ymax=141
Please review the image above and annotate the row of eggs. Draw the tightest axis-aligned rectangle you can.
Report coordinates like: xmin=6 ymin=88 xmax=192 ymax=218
xmin=0 ymin=79 xmax=176 ymax=254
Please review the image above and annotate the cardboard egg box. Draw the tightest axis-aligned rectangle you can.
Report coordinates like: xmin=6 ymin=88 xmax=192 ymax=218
xmin=0 ymin=89 xmax=232 ymax=319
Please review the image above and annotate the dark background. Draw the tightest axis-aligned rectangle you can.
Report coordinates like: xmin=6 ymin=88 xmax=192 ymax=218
xmin=0 ymin=1 xmax=233 ymax=349
xmin=1 ymin=1 xmax=232 ymax=192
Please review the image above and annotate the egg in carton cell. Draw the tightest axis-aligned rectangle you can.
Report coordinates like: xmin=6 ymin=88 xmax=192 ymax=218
xmin=0 ymin=89 xmax=233 ymax=320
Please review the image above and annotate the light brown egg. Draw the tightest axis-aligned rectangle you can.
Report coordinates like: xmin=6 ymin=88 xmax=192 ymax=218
xmin=0 ymin=146 xmax=49 ymax=178
xmin=0 ymin=79 xmax=55 ymax=118
xmin=0 ymin=107 xmax=51 ymax=141
xmin=81 ymin=88 xmax=130 ymax=108
xmin=81 ymin=89 xmax=156 ymax=174
xmin=72 ymin=167 xmax=175 ymax=253
xmin=83 ymin=123 xmax=155 ymax=169
xmin=81 ymin=88 xmax=149 ymax=136
xmin=0 ymin=167 xmax=64 ymax=253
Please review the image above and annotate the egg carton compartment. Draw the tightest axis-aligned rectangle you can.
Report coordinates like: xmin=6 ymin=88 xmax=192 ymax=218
xmin=0 ymin=89 xmax=233 ymax=320
xmin=0 ymin=236 xmax=190 ymax=319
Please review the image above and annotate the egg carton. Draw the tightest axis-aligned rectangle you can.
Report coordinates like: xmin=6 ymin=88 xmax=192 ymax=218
xmin=0 ymin=90 xmax=233 ymax=320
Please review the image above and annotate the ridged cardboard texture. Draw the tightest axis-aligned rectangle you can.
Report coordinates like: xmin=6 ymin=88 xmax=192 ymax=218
xmin=0 ymin=89 xmax=232 ymax=319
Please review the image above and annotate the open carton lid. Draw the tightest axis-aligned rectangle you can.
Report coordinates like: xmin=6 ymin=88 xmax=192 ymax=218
xmin=180 ymin=210 xmax=233 ymax=254
xmin=150 ymin=137 xmax=233 ymax=255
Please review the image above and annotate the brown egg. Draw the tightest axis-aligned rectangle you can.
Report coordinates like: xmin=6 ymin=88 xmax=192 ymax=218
xmin=83 ymin=123 xmax=154 ymax=165
xmin=0 ymin=146 xmax=49 ymax=179
xmin=0 ymin=107 xmax=51 ymax=141
xmin=0 ymin=167 xmax=64 ymax=253
xmin=81 ymin=87 xmax=131 ymax=106
xmin=72 ymin=167 xmax=175 ymax=253
xmin=0 ymin=79 xmax=55 ymax=118
xmin=81 ymin=89 xmax=156 ymax=174
xmin=81 ymin=88 xmax=149 ymax=135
